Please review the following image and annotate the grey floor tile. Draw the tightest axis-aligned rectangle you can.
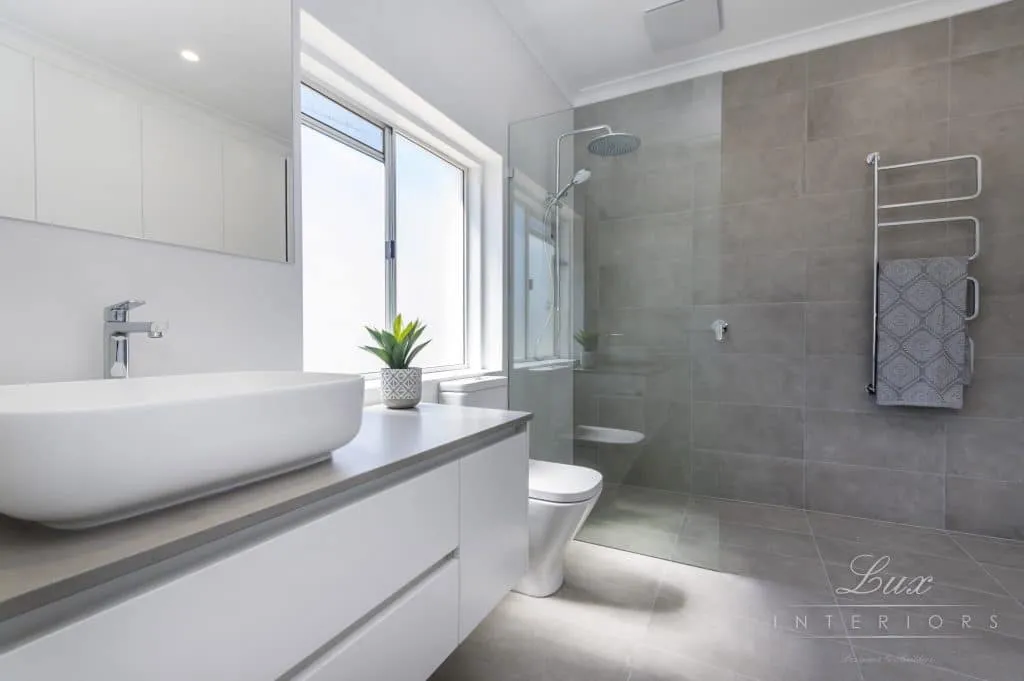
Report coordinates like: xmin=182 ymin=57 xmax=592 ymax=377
xmin=686 ymin=496 xmax=811 ymax=534
xmin=856 ymin=629 xmax=1024 ymax=681
xmin=816 ymin=535 xmax=1008 ymax=595
xmin=985 ymin=564 xmax=1024 ymax=603
xmin=625 ymin=645 xmax=756 ymax=681
xmin=807 ymin=512 xmax=971 ymax=560
xmin=950 ymin=533 xmax=1024 ymax=569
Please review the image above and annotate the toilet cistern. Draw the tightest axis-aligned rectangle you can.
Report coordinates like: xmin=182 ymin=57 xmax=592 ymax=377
xmin=103 ymin=300 xmax=167 ymax=379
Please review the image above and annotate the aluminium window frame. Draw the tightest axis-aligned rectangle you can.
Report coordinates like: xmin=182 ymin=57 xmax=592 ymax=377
xmin=299 ymin=82 xmax=470 ymax=373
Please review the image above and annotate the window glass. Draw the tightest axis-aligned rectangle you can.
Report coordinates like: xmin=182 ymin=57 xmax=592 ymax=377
xmin=527 ymin=217 xmax=555 ymax=359
xmin=512 ymin=202 xmax=528 ymax=361
xmin=301 ymin=125 xmax=386 ymax=374
xmin=300 ymin=85 xmax=384 ymax=152
xmin=395 ymin=134 xmax=466 ymax=368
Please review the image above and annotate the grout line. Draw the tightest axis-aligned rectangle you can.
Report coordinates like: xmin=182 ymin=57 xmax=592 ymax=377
xmin=807 ymin=516 xmax=864 ymax=680
xmin=947 ymin=532 xmax=1024 ymax=605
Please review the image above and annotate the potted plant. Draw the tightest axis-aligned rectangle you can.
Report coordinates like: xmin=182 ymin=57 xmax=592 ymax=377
xmin=574 ymin=329 xmax=600 ymax=370
xmin=362 ymin=315 xmax=431 ymax=409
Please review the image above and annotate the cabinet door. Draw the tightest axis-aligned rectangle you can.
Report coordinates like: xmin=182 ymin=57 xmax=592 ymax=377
xmin=458 ymin=430 xmax=529 ymax=639
xmin=34 ymin=62 xmax=142 ymax=237
xmin=294 ymin=560 xmax=459 ymax=681
xmin=141 ymin=108 xmax=223 ymax=250
xmin=0 ymin=44 xmax=34 ymax=221
xmin=223 ymin=138 xmax=287 ymax=261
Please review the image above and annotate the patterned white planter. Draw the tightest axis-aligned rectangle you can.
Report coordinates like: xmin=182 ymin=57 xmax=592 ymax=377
xmin=380 ymin=367 xmax=422 ymax=409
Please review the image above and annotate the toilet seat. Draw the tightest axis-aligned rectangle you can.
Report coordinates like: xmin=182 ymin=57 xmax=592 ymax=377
xmin=528 ymin=460 xmax=602 ymax=504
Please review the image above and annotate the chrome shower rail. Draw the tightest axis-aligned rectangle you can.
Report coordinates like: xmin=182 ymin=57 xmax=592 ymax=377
xmin=865 ymin=152 xmax=984 ymax=395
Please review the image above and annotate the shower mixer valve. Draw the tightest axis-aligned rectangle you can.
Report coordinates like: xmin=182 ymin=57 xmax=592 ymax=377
xmin=711 ymin=319 xmax=729 ymax=342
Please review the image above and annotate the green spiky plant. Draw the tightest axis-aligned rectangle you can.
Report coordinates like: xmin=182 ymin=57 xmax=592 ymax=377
xmin=361 ymin=315 xmax=431 ymax=369
xmin=573 ymin=329 xmax=600 ymax=352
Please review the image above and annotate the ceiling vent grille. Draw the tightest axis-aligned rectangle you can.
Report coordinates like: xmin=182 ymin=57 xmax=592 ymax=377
xmin=644 ymin=0 xmax=723 ymax=52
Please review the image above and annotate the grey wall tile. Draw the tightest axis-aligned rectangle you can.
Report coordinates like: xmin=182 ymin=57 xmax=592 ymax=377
xmin=951 ymin=45 xmax=1024 ymax=117
xmin=623 ymin=404 xmax=692 ymax=493
xmin=693 ymin=249 xmax=807 ymax=305
xmin=808 ymin=20 xmax=950 ymax=86
xmin=805 ymin=409 xmax=946 ymax=473
xmin=806 ymin=301 xmax=871 ymax=355
xmin=587 ymin=166 xmax=694 ymax=220
xmin=692 ymin=355 xmax=805 ymax=407
xmin=799 ymin=191 xmax=873 ymax=248
xmin=597 ymin=395 xmax=646 ymax=431
xmin=692 ymin=402 xmax=804 ymax=459
xmin=972 ymin=234 xmax=1024 ymax=296
xmin=690 ymin=303 xmax=805 ymax=356
xmin=694 ymin=199 xmax=805 ymax=256
xmin=593 ymin=211 xmax=692 ymax=266
xmin=723 ymin=54 xmax=807 ymax=108
xmin=721 ymin=145 xmax=803 ymax=205
xmin=960 ymin=357 xmax=1024 ymax=419
xmin=596 ymin=307 xmax=691 ymax=353
xmin=804 ymin=122 xmax=949 ymax=194
xmin=806 ymin=461 xmax=945 ymax=527
xmin=949 ymin=106 xmax=1024 ymax=181
xmin=806 ymin=355 xmax=878 ymax=412
xmin=807 ymin=246 xmax=873 ymax=302
xmin=947 ymin=476 xmax=1024 ymax=539
xmin=947 ymin=418 xmax=1024 ymax=482
xmin=722 ymin=90 xmax=806 ymax=154
xmin=692 ymin=449 xmax=805 ymax=506
xmin=970 ymin=295 xmax=1024 ymax=358
xmin=953 ymin=1 xmax=1024 ymax=57
xmin=598 ymin=257 xmax=691 ymax=308
xmin=808 ymin=63 xmax=949 ymax=141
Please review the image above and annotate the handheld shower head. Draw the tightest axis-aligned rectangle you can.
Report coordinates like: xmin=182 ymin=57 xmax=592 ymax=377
xmin=551 ymin=167 xmax=593 ymax=204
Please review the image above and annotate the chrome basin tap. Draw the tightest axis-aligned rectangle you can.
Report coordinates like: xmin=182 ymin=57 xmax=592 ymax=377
xmin=103 ymin=300 xmax=167 ymax=379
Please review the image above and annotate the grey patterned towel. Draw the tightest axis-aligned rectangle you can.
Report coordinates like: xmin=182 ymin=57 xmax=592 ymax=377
xmin=876 ymin=257 xmax=971 ymax=409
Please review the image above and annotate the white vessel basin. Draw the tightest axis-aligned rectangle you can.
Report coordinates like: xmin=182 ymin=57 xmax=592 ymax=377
xmin=0 ymin=371 xmax=364 ymax=529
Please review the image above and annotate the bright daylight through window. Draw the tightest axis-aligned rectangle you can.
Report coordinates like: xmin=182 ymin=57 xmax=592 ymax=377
xmin=301 ymin=85 xmax=467 ymax=375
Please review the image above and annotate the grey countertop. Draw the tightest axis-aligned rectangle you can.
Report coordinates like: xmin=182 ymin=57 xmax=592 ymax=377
xmin=0 ymin=403 xmax=530 ymax=623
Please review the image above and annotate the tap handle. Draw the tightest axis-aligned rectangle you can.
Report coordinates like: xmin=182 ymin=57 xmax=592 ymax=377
xmin=104 ymin=299 xmax=146 ymax=322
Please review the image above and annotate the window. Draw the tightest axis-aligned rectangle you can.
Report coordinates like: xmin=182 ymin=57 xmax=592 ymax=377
xmin=301 ymin=84 xmax=467 ymax=375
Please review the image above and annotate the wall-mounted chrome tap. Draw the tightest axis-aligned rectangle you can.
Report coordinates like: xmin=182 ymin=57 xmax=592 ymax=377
xmin=103 ymin=300 xmax=167 ymax=379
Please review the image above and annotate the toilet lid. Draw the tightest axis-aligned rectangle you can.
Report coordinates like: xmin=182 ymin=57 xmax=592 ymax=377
xmin=528 ymin=460 xmax=603 ymax=503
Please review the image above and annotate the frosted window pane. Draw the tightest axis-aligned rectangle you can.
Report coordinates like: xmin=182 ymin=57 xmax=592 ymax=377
xmin=528 ymin=228 xmax=555 ymax=359
xmin=301 ymin=125 xmax=386 ymax=375
xmin=300 ymin=85 xmax=384 ymax=152
xmin=512 ymin=202 xmax=528 ymax=361
xmin=395 ymin=135 xmax=466 ymax=368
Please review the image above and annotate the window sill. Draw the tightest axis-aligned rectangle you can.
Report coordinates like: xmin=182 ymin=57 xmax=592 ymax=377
xmin=362 ymin=368 xmax=502 ymax=406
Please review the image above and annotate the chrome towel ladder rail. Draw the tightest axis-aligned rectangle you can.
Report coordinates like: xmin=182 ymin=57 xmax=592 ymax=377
xmin=865 ymin=152 xmax=983 ymax=395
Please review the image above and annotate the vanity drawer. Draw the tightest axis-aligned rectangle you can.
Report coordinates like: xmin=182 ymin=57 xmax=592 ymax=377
xmin=0 ymin=462 xmax=459 ymax=681
xmin=294 ymin=559 xmax=459 ymax=681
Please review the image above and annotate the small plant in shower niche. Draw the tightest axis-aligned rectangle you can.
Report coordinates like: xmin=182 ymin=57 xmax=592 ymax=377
xmin=362 ymin=315 xmax=431 ymax=410
xmin=574 ymin=329 xmax=600 ymax=370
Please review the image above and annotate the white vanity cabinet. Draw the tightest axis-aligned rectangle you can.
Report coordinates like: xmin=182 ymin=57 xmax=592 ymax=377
xmin=0 ymin=427 xmax=529 ymax=681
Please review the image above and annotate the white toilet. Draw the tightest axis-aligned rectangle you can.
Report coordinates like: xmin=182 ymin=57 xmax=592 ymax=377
xmin=439 ymin=376 xmax=604 ymax=598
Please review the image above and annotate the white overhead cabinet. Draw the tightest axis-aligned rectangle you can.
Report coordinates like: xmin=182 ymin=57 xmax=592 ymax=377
xmin=142 ymin=108 xmax=224 ymax=251
xmin=34 ymin=62 xmax=143 ymax=238
xmin=0 ymin=44 xmax=34 ymax=222
xmin=223 ymin=139 xmax=288 ymax=261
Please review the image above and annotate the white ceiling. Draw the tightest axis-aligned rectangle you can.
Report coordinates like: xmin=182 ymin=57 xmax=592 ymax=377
xmin=0 ymin=0 xmax=292 ymax=140
xmin=488 ymin=0 xmax=1009 ymax=105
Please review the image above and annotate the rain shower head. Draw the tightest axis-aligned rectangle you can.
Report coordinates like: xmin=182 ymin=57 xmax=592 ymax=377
xmin=587 ymin=131 xmax=642 ymax=157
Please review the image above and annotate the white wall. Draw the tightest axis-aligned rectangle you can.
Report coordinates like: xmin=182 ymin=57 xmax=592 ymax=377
xmin=300 ymin=0 xmax=569 ymax=156
xmin=0 ymin=218 xmax=301 ymax=384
